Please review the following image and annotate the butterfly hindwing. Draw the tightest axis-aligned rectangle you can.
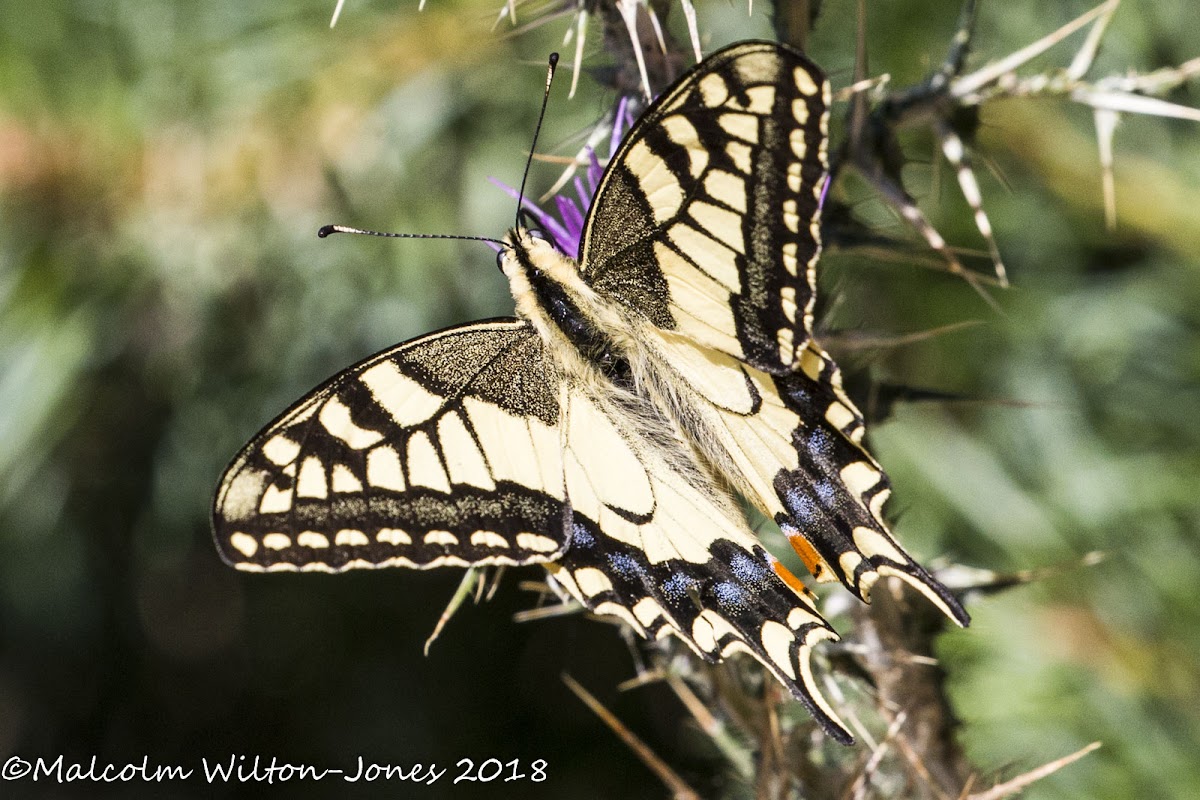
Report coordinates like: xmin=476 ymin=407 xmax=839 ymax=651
xmin=212 ymin=320 xmax=572 ymax=572
xmin=774 ymin=344 xmax=969 ymax=624
xmin=579 ymin=41 xmax=829 ymax=374
xmin=549 ymin=531 xmax=852 ymax=743
xmin=551 ymin=388 xmax=853 ymax=743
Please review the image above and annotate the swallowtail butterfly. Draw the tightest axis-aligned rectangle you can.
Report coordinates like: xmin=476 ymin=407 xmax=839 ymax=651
xmin=212 ymin=40 xmax=969 ymax=744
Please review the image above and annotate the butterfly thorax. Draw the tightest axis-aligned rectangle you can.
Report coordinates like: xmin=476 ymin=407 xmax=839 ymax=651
xmin=501 ymin=231 xmax=634 ymax=384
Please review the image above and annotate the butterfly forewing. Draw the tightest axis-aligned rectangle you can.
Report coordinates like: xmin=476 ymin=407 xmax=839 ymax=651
xmin=213 ymin=320 xmax=573 ymax=572
xmin=579 ymin=41 xmax=829 ymax=374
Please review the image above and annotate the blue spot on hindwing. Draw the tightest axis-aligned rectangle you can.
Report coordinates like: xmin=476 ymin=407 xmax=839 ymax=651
xmin=606 ymin=552 xmax=644 ymax=580
xmin=571 ymin=522 xmax=594 ymax=549
xmin=787 ymin=383 xmax=814 ymax=411
xmin=662 ymin=571 xmax=697 ymax=603
xmin=713 ymin=581 xmax=748 ymax=612
xmin=728 ymin=550 xmax=770 ymax=588
xmin=785 ymin=486 xmax=818 ymax=523
xmin=803 ymin=426 xmax=833 ymax=458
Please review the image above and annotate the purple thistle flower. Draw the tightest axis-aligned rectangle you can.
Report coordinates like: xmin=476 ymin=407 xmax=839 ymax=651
xmin=490 ymin=97 xmax=637 ymax=258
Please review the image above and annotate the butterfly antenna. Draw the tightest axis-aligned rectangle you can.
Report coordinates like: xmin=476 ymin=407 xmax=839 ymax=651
xmin=514 ymin=52 xmax=560 ymax=230
xmin=316 ymin=225 xmax=505 ymax=248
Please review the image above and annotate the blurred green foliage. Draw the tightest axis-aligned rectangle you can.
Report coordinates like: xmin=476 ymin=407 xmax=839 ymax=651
xmin=0 ymin=0 xmax=1197 ymax=797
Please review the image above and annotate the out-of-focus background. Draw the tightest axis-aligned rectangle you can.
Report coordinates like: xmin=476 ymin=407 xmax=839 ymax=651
xmin=1 ymin=0 xmax=1197 ymax=797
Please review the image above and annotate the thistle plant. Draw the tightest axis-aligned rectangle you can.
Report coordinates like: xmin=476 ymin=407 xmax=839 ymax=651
xmin=1 ymin=0 xmax=1195 ymax=797
xmin=418 ymin=1 xmax=1199 ymax=798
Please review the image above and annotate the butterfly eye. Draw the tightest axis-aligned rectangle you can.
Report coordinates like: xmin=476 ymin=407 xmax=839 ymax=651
xmin=526 ymin=227 xmax=564 ymax=254
xmin=495 ymin=249 xmax=508 ymax=273
xmin=528 ymin=228 xmax=556 ymax=249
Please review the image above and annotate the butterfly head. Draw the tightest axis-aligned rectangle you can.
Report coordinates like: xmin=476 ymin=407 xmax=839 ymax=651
xmin=497 ymin=227 xmax=597 ymax=337
xmin=498 ymin=228 xmax=574 ymax=278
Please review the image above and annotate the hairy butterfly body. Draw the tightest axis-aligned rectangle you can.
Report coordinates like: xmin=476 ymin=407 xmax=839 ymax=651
xmin=213 ymin=40 xmax=968 ymax=745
